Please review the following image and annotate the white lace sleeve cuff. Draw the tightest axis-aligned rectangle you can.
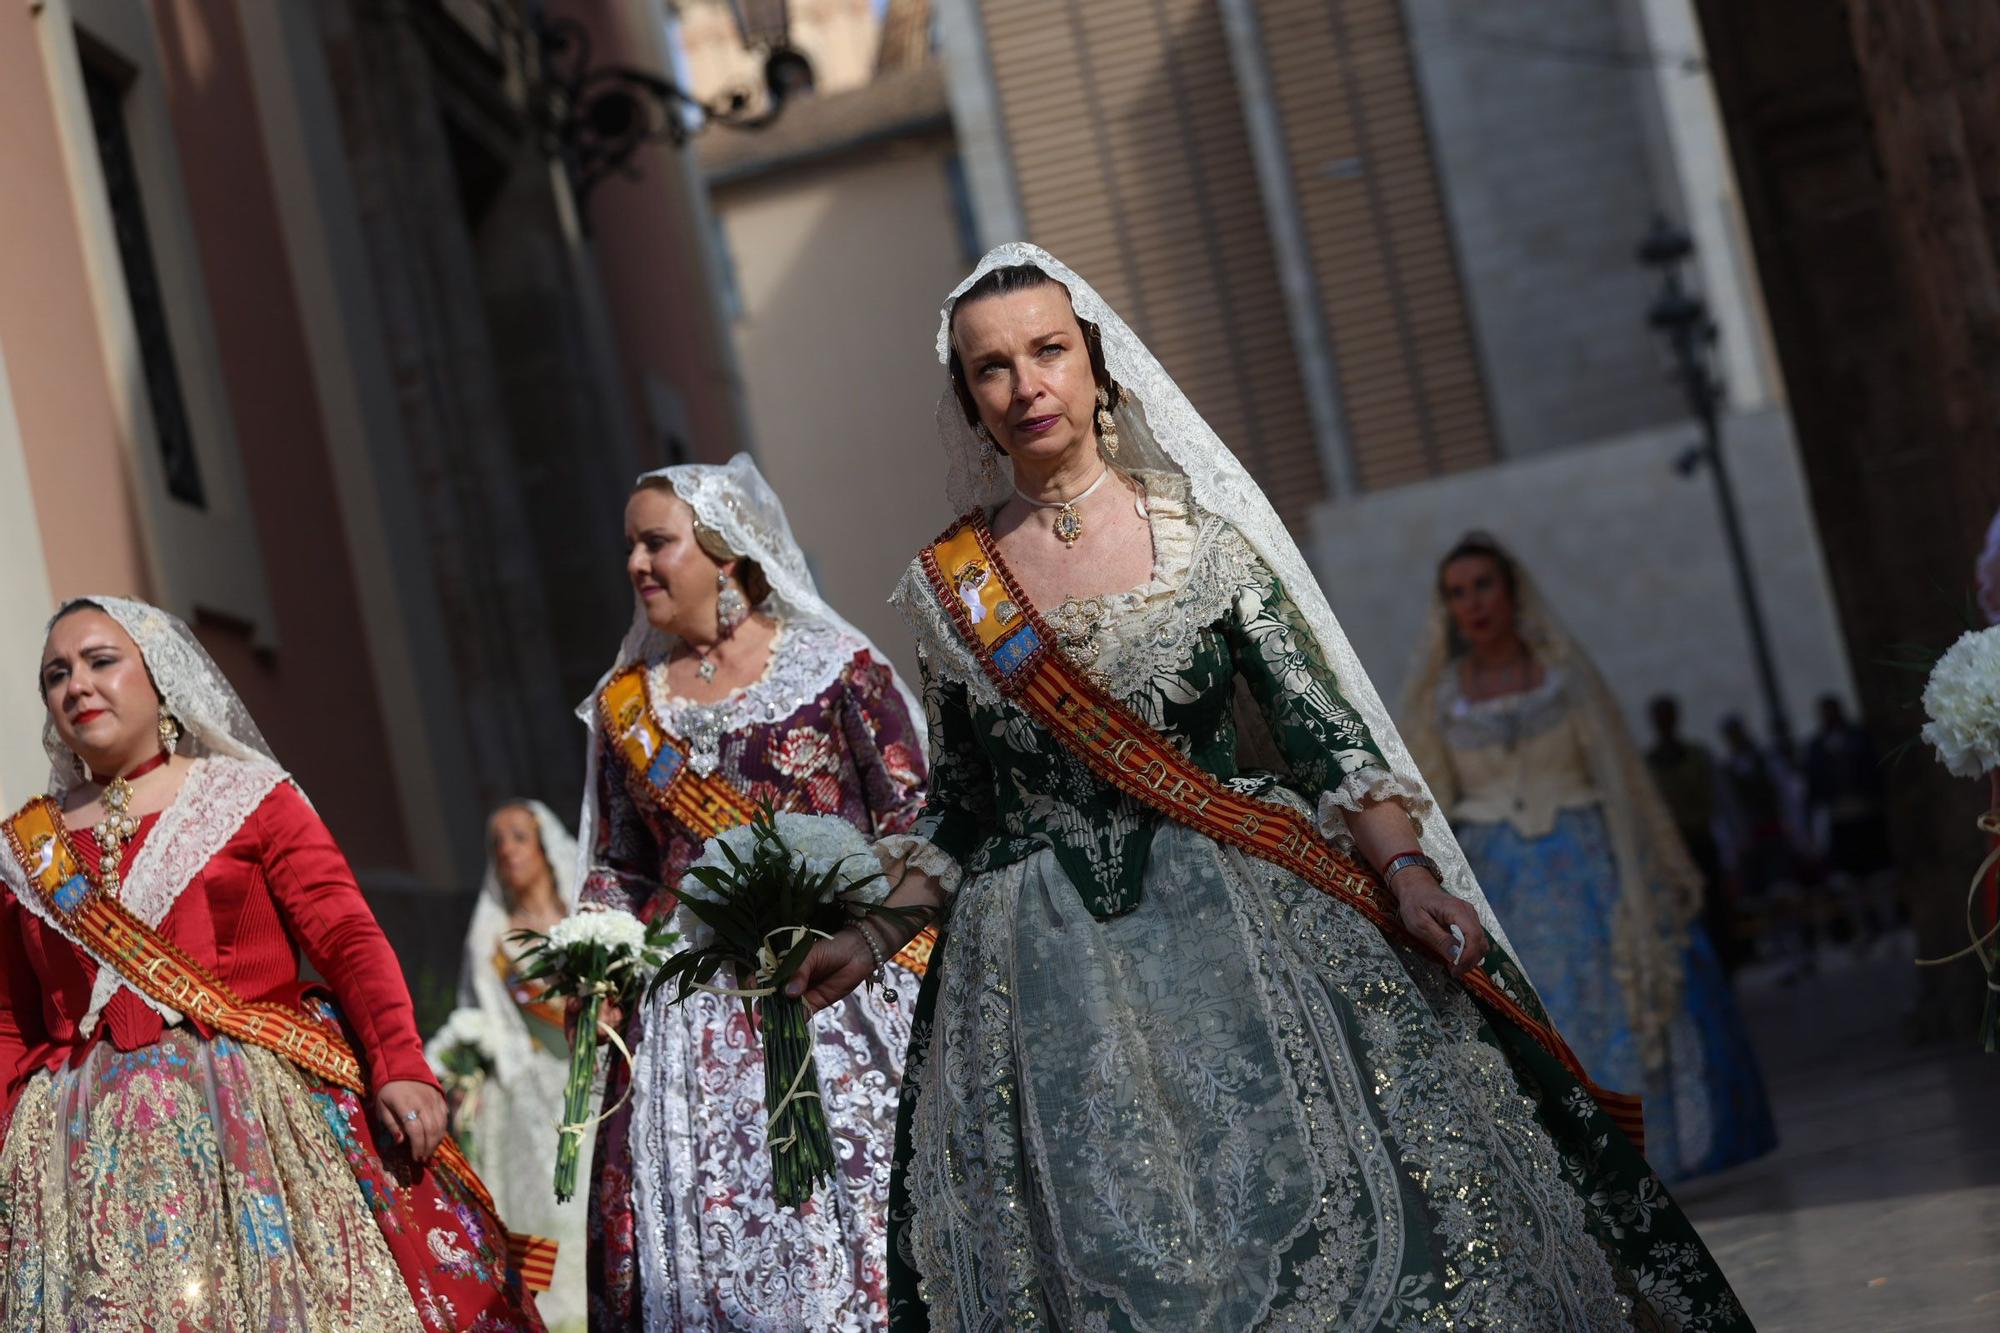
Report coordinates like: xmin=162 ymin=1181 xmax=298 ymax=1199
xmin=875 ymin=833 xmax=966 ymax=898
xmin=1317 ymin=766 xmax=1434 ymax=838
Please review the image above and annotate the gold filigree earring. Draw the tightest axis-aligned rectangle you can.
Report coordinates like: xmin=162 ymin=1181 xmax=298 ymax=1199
xmin=975 ymin=423 xmax=1001 ymax=481
xmin=157 ymin=704 xmax=181 ymax=755
xmin=1095 ymin=386 xmax=1120 ymax=458
xmin=715 ymin=571 xmax=749 ymax=636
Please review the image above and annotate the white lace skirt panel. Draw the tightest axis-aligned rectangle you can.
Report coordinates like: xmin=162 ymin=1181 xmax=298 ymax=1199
xmin=466 ymin=1049 xmax=592 ymax=1333
xmin=903 ymin=820 xmax=1632 ymax=1333
xmin=629 ymin=968 xmax=914 ymax=1332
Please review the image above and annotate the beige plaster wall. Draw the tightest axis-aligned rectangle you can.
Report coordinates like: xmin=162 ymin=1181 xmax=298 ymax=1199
xmin=554 ymin=0 xmax=749 ymax=466
xmin=679 ymin=0 xmax=882 ymax=103
xmin=1308 ymin=407 xmax=1856 ymax=749
xmin=710 ymin=138 xmax=966 ymax=677
xmin=0 ymin=17 xmax=155 ymax=606
xmin=0 ymin=343 xmax=58 ymax=811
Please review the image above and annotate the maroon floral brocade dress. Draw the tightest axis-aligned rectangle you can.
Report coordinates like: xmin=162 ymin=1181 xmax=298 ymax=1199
xmin=579 ymin=620 xmax=926 ymax=1331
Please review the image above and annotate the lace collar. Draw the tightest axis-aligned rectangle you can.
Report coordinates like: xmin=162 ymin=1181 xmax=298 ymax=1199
xmin=644 ymin=618 xmax=860 ymax=776
xmin=0 ymin=755 xmax=288 ymax=1033
xmin=895 ymin=471 xmax=1256 ymax=705
xmin=1439 ymin=664 xmax=1576 ymax=752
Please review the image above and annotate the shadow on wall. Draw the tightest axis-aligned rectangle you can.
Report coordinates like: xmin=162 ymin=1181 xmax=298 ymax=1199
xmin=1308 ymin=407 xmax=1854 ymax=748
xmin=715 ymin=141 xmax=965 ymax=678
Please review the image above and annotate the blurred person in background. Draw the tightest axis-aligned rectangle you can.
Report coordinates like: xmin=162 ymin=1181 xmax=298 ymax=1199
xmin=437 ymin=801 xmax=588 ymax=1332
xmin=1717 ymin=713 xmax=1817 ymax=968
xmin=1406 ymin=533 xmax=1777 ymax=1181
xmin=1802 ymin=696 xmax=1900 ymax=942
xmin=1646 ymin=693 xmax=1738 ymax=972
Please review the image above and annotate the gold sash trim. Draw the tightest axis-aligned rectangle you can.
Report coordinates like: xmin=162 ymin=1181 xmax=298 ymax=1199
xmin=597 ymin=665 xmax=936 ymax=978
xmin=919 ymin=513 xmax=1644 ymax=1148
xmin=599 ymin=665 xmax=761 ymax=841
xmin=0 ymin=797 xmax=557 ymax=1285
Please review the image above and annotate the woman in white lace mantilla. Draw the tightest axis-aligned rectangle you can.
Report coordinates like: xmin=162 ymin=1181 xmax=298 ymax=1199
xmin=433 ymin=800 xmax=591 ymax=1331
xmin=0 ymin=598 xmax=543 ymax=1331
xmin=1402 ymin=533 xmax=1776 ymax=1182
xmin=574 ymin=455 xmax=929 ymax=1331
xmin=786 ymin=246 xmax=1751 ymax=1331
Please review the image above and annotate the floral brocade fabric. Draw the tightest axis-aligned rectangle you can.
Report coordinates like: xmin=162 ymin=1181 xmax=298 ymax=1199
xmin=880 ymin=475 xmax=1751 ymax=1332
xmin=0 ymin=1029 xmax=420 ymax=1332
xmin=579 ymin=625 xmax=927 ymax=1331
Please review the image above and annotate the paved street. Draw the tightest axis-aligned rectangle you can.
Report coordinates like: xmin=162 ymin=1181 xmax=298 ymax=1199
xmin=1675 ymin=937 xmax=2000 ymax=1331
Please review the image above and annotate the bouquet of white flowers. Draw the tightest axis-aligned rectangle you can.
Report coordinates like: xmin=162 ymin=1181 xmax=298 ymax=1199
xmin=1917 ymin=625 xmax=2000 ymax=1050
xmin=652 ymin=808 xmax=931 ymax=1207
xmin=511 ymin=909 xmax=679 ymax=1201
xmin=1921 ymin=626 xmax=2000 ymax=779
xmin=425 ymin=1007 xmax=499 ymax=1158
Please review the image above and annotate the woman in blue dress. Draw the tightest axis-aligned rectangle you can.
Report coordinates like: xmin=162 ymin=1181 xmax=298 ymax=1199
xmin=1403 ymin=531 xmax=1777 ymax=1180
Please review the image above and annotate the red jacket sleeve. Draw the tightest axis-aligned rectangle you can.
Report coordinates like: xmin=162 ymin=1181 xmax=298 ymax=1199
xmin=255 ymin=784 xmax=437 ymax=1092
xmin=0 ymin=890 xmax=52 ymax=1141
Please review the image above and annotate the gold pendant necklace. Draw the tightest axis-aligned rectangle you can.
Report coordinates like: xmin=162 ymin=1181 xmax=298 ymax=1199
xmin=87 ymin=750 xmax=167 ymax=895
xmin=1015 ymin=467 xmax=1111 ymax=548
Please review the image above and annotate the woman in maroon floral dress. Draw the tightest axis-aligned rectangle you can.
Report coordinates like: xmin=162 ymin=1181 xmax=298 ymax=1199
xmin=574 ymin=455 xmax=927 ymax=1332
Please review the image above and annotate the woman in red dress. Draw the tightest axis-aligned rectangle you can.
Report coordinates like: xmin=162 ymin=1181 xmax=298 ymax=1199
xmin=0 ymin=596 xmax=544 ymax=1332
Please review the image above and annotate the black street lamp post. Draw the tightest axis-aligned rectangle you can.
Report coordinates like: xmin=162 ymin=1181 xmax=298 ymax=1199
xmin=458 ymin=0 xmax=809 ymax=212
xmin=1638 ymin=215 xmax=1792 ymax=754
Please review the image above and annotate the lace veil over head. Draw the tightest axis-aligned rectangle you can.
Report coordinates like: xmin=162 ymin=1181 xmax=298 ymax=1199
xmin=21 ymin=596 xmax=289 ymax=1033
xmin=455 ymin=798 xmax=581 ymax=1082
xmin=574 ymin=454 xmax=926 ymax=870
xmin=39 ymin=596 xmax=280 ymax=798
xmin=934 ymin=243 xmax=1515 ymax=950
xmin=1400 ymin=533 xmax=1702 ymax=1068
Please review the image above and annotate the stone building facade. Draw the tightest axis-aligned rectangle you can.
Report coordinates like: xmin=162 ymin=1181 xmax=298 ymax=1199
xmin=0 ymin=0 xmax=748 ymax=983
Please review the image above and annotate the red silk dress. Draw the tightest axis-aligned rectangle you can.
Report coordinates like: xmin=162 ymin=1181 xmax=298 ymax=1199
xmin=0 ymin=776 xmax=544 ymax=1332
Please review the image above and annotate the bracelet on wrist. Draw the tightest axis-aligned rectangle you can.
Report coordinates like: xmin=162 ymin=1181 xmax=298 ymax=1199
xmin=850 ymin=919 xmax=896 ymax=1003
xmin=1380 ymin=850 xmax=1443 ymax=894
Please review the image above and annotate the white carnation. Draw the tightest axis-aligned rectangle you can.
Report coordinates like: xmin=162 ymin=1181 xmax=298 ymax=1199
xmin=427 ymin=1006 xmax=498 ymax=1066
xmin=1921 ymin=626 xmax=2000 ymax=778
xmin=682 ymin=823 xmax=764 ymax=904
xmin=769 ymin=813 xmax=879 ymax=894
xmin=684 ymin=815 xmax=882 ymax=904
xmin=547 ymin=908 xmax=650 ymax=956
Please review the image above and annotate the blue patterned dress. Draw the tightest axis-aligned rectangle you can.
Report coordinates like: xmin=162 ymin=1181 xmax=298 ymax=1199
xmin=1438 ymin=669 xmax=1777 ymax=1181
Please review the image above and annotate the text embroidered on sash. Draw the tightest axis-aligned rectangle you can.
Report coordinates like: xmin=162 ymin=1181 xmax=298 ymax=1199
xmin=917 ymin=511 xmax=1645 ymax=1149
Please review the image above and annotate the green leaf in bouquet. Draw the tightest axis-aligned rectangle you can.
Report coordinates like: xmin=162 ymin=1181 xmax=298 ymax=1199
xmin=768 ymin=928 xmax=819 ymax=989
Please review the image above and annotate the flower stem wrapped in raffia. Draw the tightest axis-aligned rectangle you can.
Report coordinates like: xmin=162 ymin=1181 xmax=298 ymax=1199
xmin=425 ymin=1007 xmax=500 ymax=1160
xmin=1916 ymin=626 xmax=2000 ymax=1051
xmin=510 ymin=910 xmax=679 ymax=1201
xmin=650 ymin=808 xmax=932 ymax=1208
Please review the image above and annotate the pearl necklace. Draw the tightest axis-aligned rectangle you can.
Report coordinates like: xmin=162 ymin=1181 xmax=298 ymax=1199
xmin=1014 ymin=467 xmax=1111 ymax=547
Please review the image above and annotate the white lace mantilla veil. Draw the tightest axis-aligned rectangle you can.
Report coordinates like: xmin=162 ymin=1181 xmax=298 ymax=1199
xmin=37 ymin=596 xmax=280 ymax=796
xmin=1400 ymin=537 xmax=1704 ymax=1067
xmin=573 ymin=453 xmax=927 ymax=877
xmin=933 ymin=243 xmax=1518 ymax=957
xmin=5 ymin=595 xmax=289 ymax=1031
xmin=455 ymin=799 xmax=581 ymax=1083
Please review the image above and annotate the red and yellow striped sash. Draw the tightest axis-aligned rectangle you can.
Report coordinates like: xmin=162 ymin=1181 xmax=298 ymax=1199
xmin=919 ymin=513 xmax=1643 ymax=1148
xmin=599 ymin=665 xmax=761 ymax=840
xmin=1 ymin=797 xmax=556 ymax=1289
xmin=598 ymin=665 xmax=936 ymax=978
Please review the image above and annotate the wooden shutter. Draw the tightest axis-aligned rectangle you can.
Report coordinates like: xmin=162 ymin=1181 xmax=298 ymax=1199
xmin=1257 ymin=0 xmax=1495 ymax=487
xmin=976 ymin=0 xmax=1495 ymax=499
xmin=979 ymin=0 xmax=1327 ymax=524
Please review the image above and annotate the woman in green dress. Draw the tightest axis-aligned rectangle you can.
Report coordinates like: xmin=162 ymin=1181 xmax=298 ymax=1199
xmin=786 ymin=244 xmax=1750 ymax=1331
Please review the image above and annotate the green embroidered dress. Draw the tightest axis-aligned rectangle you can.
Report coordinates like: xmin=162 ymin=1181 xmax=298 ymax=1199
xmin=878 ymin=473 xmax=1748 ymax=1332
